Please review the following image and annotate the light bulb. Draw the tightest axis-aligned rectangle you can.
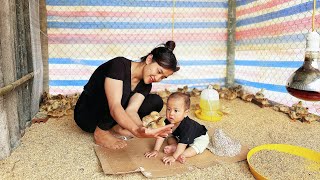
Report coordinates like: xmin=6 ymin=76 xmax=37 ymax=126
xmin=286 ymin=32 xmax=320 ymax=101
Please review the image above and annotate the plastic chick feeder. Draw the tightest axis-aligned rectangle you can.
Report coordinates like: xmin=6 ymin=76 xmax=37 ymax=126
xmin=195 ymin=85 xmax=223 ymax=122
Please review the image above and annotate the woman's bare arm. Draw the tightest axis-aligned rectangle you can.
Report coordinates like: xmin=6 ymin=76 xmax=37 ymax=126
xmin=105 ymin=78 xmax=140 ymax=133
xmin=105 ymin=77 xmax=173 ymax=137
xmin=125 ymin=93 xmax=145 ymax=126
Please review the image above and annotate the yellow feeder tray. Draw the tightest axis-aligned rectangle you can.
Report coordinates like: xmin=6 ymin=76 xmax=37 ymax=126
xmin=194 ymin=109 xmax=223 ymax=122
xmin=247 ymin=144 xmax=320 ymax=180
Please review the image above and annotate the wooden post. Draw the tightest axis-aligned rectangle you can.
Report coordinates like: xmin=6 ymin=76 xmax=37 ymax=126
xmin=40 ymin=0 xmax=48 ymax=93
xmin=0 ymin=0 xmax=21 ymax=159
xmin=15 ymin=0 xmax=32 ymax=131
xmin=29 ymin=0 xmax=43 ymax=119
xmin=226 ymin=0 xmax=236 ymax=87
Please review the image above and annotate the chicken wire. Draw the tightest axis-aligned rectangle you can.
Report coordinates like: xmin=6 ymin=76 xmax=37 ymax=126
xmin=45 ymin=0 xmax=320 ymax=115
xmin=235 ymin=0 xmax=320 ymax=115
xmin=46 ymin=0 xmax=227 ymax=94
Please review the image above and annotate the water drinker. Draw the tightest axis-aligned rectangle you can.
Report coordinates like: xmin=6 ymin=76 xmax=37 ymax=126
xmin=195 ymin=85 xmax=223 ymax=122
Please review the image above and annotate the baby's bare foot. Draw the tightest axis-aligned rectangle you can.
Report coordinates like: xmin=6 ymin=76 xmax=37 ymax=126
xmin=163 ymin=145 xmax=177 ymax=154
xmin=177 ymin=155 xmax=186 ymax=164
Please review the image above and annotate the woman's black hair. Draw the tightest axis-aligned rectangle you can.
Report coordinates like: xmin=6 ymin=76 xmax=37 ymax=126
xmin=140 ymin=41 xmax=180 ymax=72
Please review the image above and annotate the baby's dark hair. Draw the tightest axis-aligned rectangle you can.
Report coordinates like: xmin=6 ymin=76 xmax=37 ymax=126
xmin=140 ymin=41 xmax=180 ymax=72
xmin=167 ymin=92 xmax=190 ymax=110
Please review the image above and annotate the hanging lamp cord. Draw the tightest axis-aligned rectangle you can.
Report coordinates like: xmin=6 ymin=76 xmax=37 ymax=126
xmin=312 ymin=0 xmax=316 ymax=31
xmin=172 ymin=0 xmax=176 ymax=40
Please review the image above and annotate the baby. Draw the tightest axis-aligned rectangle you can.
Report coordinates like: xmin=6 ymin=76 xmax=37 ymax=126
xmin=144 ymin=92 xmax=209 ymax=165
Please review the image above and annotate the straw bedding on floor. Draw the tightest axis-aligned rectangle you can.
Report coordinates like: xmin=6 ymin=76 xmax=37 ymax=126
xmin=0 ymin=98 xmax=319 ymax=179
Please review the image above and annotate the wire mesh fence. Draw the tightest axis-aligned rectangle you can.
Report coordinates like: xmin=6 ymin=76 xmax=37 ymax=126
xmin=46 ymin=0 xmax=320 ymax=115
xmin=235 ymin=0 xmax=320 ymax=115
xmin=46 ymin=0 xmax=227 ymax=94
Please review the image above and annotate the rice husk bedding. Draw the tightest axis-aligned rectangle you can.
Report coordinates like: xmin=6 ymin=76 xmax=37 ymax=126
xmin=250 ymin=150 xmax=320 ymax=179
xmin=0 ymin=98 xmax=320 ymax=179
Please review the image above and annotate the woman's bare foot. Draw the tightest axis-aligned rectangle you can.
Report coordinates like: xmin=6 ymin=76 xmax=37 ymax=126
xmin=163 ymin=144 xmax=177 ymax=154
xmin=94 ymin=127 xmax=127 ymax=149
xmin=177 ymin=154 xmax=186 ymax=164
xmin=112 ymin=125 xmax=134 ymax=137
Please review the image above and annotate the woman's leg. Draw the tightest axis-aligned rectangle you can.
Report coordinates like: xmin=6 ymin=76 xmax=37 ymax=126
xmin=95 ymin=93 xmax=164 ymax=144
xmin=95 ymin=111 xmax=132 ymax=146
xmin=138 ymin=94 xmax=164 ymax=118
xmin=75 ymin=93 xmax=127 ymax=149
xmin=94 ymin=126 xmax=127 ymax=149
xmin=111 ymin=94 xmax=163 ymax=137
xmin=111 ymin=125 xmax=134 ymax=137
xmin=74 ymin=93 xmax=99 ymax=133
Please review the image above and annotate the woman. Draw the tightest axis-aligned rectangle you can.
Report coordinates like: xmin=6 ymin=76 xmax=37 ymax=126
xmin=74 ymin=41 xmax=179 ymax=149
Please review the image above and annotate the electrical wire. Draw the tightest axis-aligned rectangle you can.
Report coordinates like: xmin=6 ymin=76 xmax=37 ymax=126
xmin=172 ymin=0 xmax=176 ymax=40
xmin=312 ymin=0 xmax=316 ymax=31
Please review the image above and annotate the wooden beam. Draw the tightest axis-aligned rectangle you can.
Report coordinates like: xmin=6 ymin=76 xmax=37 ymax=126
xmin=0 ymin=72 xmax=34 ymax=96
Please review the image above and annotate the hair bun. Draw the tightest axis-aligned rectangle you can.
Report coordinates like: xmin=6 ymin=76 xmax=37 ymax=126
xmin=165 ymin=41 xmax=176 ymax=51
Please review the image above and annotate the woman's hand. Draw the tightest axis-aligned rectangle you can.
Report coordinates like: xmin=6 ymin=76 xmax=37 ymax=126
xmin=134 ymin=124 xmax=174 ymax=138
xmin=162 ymin=155 xmax=176 ymax=165
xmin=144 ymin=150 xmax=159 ymax=158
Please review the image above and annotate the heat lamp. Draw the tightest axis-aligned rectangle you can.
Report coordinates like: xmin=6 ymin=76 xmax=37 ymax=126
xmin=286 ymin=0 xmax=320 ymax=101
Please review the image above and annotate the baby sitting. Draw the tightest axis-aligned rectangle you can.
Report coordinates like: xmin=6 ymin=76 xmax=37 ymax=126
xmin=144 ymin=92 xmax=209 ymax=165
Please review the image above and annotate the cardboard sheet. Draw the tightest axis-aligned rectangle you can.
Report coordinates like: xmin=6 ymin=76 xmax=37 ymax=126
xmin=94 ymin=138 xmax=249 ymax=178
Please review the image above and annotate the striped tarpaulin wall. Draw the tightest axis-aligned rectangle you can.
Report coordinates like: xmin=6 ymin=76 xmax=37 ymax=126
xmin=46 ymin=0 xmax=228 ymax=94
xmin=235 ymin=0 xmax=320 ymax=114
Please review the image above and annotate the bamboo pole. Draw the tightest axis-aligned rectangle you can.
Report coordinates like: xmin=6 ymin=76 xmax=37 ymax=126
xmin=0 ymin=72 xmax=34 ymax=96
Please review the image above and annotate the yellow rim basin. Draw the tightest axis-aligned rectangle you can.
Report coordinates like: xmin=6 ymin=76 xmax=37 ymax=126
xmin=247 ymin=144 xmax=320 ymax=180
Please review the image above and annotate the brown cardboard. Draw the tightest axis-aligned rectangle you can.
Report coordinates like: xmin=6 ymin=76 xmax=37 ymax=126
xmin=94 ymin=138 xmax=249 ymax=178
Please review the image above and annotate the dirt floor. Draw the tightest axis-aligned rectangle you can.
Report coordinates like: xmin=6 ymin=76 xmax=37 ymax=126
xmin=0 ymin=98 xmax=320 ymax=179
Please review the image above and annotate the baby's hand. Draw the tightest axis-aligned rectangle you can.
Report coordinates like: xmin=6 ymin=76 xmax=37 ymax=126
xmin=144 ymin=150 xmax=159 ymax=158
xmin=162 ymin=155 xmax=176 ymax=165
